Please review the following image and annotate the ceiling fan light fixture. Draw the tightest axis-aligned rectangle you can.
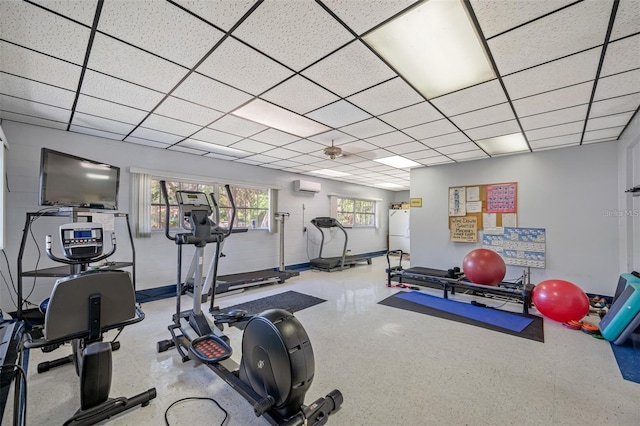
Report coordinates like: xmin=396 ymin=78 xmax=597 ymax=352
xmin=323 ymin=140 xmax=343 ymax=159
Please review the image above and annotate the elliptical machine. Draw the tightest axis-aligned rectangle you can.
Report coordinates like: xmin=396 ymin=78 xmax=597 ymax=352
xmin=156 ymin=181 xmax=342 ymax=425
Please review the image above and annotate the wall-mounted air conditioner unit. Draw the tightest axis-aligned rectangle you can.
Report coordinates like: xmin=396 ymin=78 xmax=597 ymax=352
xmin=293 ymin=179 xmax=321 ymax=193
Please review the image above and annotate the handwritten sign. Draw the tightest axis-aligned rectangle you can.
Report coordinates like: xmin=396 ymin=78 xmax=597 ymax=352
xmin=450 ymin=216 xmax=478 ymax=242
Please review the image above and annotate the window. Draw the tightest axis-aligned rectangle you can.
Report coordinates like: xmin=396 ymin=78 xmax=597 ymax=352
xmin=336 ymin=197 xmax=376 ymax=227
xmin=150 ymin=179 xmax=270 ymax=231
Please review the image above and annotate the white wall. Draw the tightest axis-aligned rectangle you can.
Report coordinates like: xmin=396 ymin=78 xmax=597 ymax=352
xmin=617 ymin=111 xmax=640 ymax=274
xmin=410 ymin=142 xmax=619 ymax=295
xmin=0 ymin=121 xmax=395 ymax=312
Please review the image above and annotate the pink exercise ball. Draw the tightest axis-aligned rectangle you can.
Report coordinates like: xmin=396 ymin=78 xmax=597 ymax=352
xmin=462 ymin=249 xmax=506 ymax=286
xmin=532 ymin=279 xmax=589 ymax=322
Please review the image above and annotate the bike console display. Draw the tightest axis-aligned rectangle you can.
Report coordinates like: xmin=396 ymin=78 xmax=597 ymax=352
xmin=59 ymin=222 xmax=104 ymax=260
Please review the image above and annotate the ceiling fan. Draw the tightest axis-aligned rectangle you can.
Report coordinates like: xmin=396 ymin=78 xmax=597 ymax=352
xmin=323 ymin=140 xmax=343 ymax=160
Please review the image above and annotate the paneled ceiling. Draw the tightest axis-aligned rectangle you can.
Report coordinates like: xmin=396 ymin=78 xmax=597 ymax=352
xmin=1 ymin=0 xmax=638 ymax=191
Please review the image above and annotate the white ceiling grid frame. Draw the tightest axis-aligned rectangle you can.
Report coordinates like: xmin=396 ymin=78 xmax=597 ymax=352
xmin=124 ymin=136 xmax=171 ymax=149
xmin=229 ymin=138 xmax=274 ymax=154
xmin=289 ymin=154 xmax=326 ymax=165
xmin=437 ymin=141 xmax=481 ymax=155
xmin=609 ymin=0 xmax=640 ymax=40
xmin=249 ymin=128 xmax=301 ymax=146
xmin=525 ymin=121 xmax=586 ymax=141
xmin=430 ymin=79 xmax=507 ymax=116
xmin=172 ymin=0 xmax=256 ymax=32
xmin=79 ymin=70 xmax=165 ymax=111
xmin=528 ymin=134 xmax=582 ymax=150
xmin=129 ymin=127 xmax=184 ymax=145
xmin=0 ymin=111 xmax=67 ymax=130
xmin=190 ymin=127 xmax=243 ymax=146
xmin=386 ymin=141 xmax=429 ymax=155
xmin=283 ymin=139 xmax=326 ymax=154
xmin=403 ymin=149 xmax=443 ymax=160
xmin=519 ymin=104 xmax=590 ymax=131
xmin=261 ymin=147 xmax=301 ymax=160
xmin=583 ymin=126 xmax=626 ymax=141
xmin=71 ymin=111 xmax=136 ymax=135
xmin=0 ymin=73 xmax=75 ymax=109
xmin=179 ymin=138 xmax=244 ymax=155
xmin=487 ymin=0 xmax=614 ymax=75
xmin=338 ymin=139 xmax=379 ymax=154
xmin=599 ymin=34 xmax=640 ymax=77
xmin=154 ymin=96 xmax=224 ymax=127
xmin=75 ymin=95 xmax=149 ymax=125
xmin=0 ymin=0 xmax=91 ymax=64
xmin=512 ymin=81 xmax=594 ymax=117
xmin=339 ymin=117 xmax=395 ymax=139
xmin=365 ymin=131 xmax=414 ymax=148
xmin=593 ymin=68 xmax=640 ymax=101
xmin=70 ymin=125 xmax=125 ymax=141
xmin=208 ymin=115 xmax=267 ymax=138
xmin=196 ymin=37 xmax=293 ymax=96
xmin=308 ymin=129 xmax=357 ymax=145
xmin=232 ymin=0 xmax=354 ymax=71
xmin=321 ymin=0 xmax=419 ymax=36
xmin=448 ymin=150 xmax=489 ymax=161
xmin=465 ymin=120 xmax=522 ymax=141
xmin=420 ymin=131 xmax=470 ymax=149
xmin=140 ymin=114 xmax=202 ymax=137
xmin=31 ymin=0 xmax=99 ymax=26
xmin=0 ymin=94 xmax=70 ymax=123
xmin=589 ymin=93 xmax=640 ymax=118
xmin=403 ymin=119 xmax=459 ymax=140
xmin=449 ymin=102 xmax=516 ymax=130
xmin=261 ymin=75 xmax=340 ymax=115
xmin=169 ymin=145 xmax=208 ymax=156
xmin=97 ymin=0 xmax=225 ymax=68
xmin=346 ymin=77 xmax=425 ymax=116
xmin=0 ymin=41 xmax=82 ymax=90
xmin=378 ymin=101 xmax=444 ymax=129
xmin=502 ymin=47 xmax=603 ymax=100
xmin=305 ymin=100 xmax=372 ymax=128
xmin=301 ymin=40 xmax=396 ymax=97
xmin=586 ymin=111 xmax=635 ymax=130
xmin=172 ymin=72 xmax=253 ymax=112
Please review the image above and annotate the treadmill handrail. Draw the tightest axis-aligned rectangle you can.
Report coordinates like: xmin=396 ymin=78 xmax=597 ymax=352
xmin=310 ymin=217 xmax=347 ymax=270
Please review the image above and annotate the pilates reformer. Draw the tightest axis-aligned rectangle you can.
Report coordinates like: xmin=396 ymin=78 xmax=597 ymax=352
xmin=386 ymin=250 xmax=535 ymax=314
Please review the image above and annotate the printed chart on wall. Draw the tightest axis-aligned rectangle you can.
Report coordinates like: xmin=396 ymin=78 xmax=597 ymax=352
xmin=448 ymin=182 xmax=518 ymax=242
xmin=483 ymin=227 xmax=546 ymax=268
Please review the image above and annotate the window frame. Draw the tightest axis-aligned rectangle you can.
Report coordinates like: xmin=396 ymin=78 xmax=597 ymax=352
xmin=335 ymin=196 xmax=377 ymax=228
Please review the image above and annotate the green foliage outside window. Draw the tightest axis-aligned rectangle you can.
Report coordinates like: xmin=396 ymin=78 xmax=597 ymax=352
xmin=337 ymin=197 xmax=376 ymax=227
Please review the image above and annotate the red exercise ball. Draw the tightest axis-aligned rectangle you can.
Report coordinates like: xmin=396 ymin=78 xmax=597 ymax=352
xmin=532 ymin=279 xmax=589 ymax=322
xmin=462 ymin=248 xmax=506 ymax=286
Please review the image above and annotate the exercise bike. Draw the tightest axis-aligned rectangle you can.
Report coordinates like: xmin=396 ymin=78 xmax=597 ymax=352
xmin=156 ymin=181 xmax=342 ymax=425
xmin=24 ymin=221 xmax=156 ymax=425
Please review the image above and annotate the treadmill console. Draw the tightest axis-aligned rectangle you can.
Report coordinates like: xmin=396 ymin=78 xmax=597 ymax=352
xmin=59 ymin=222 xmax=104 ymax=260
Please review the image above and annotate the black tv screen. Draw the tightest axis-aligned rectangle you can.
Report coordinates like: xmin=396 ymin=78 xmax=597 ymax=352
xmin=39 ymin=148 xmax=120 ymax=210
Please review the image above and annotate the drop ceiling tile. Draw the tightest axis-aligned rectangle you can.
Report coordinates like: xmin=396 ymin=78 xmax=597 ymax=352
xmin=520 ymin=105 xmax=589 ymax=131
xmin=191 ymin=127 xmax=243 ymax=146
xmin=140 ymin=114 xmax=202 ymax=137
xmin=403 ymin=119 xmax=458 ymax=140
xmin=322 ymin=0 xmax=416 ymax=35
xmin=179 ymin=139 xmax=229 ymax=153
xmin=98 ymin=0 xmax=224 ymax=68
xmin=437 ymin=142 xmax=479 ymax=155
xmin=262 ymin=76 xmax=339 ymax=115
xmin=307 ymin=130 xmax=357 ymax=145
xmin=284 ymin=139 xmax=326 ymax=154
xmin=250 ymin=128 xmax=300 ymax=146
xmin=167 ymin=145 xmax=208 ymax=156
xmin=526 ymin=121 xmax=584 ymax=141
xmin=88 ymin=34 xmax=187 ymax=93
xmin=129 ymin=127 xmax=183 ymax=144
xmin=69 ymin=125 xmax=124 ymax=141
xmin=289 ymin=154 xmax=325 ymax=165
xmin=0 ymin=73 xmax=75 ymax=109
xmin=347 ymin=77 xmax=424 ymax=116
xmin=31 ymin=0 xmax=98 ymax=26
xmin=378 ymin=102 xmax=443 ymax=129
xmin=207 ymin=115 xmax=266 ymax=138
xmin=386 ymin=141 xmax=428 ymax=155
xmin=305 ymin=100 xmax=371 ymax=128
xmin=302 ymin=40 xmax=396 ymax=97
xmin=0 ymin=94 xmax=70 ymax=122
xmin=466 ymin=120 xmax=522 ymax=140
xmin=586 ymin=111 xmax=635 ymax=131
xmin=421 ymin=131 xmax=470 ymax=148
xmin=197 ymin=37 xmax=293 ymax=96
xmin=239 ymin=154 xmax=281 ymax=164
xmin=488 ymin=0 xmax=613 ymax=75
xmin=234 ymin=158 xmax=262 ymax=166
xmin=233 ymin=0 xmax=354 ymax=71
xmin=583 ymin=126 xmax=624 ymax=142
xmin=589 ymin=93 xmax=640 ymax=118
xmin=290 ymin=164 xmax=320 ymax=171
xmin=418 ymin=155 xmax=454 ymax=166
xmin=594 ymin=69 xmax=640 ymax=100
xmin=229 ymin=139 xmax=274 ymax=154
xmin=529 ymin=134 xmax=581 ymax=150
xmin=261 ymin=147 xmax=300 ymax=160
xmin=269 ymin=159 xmax=303 ymax=168
xmin=600 ymin=35 xmax=640 ymax=77
xmin=75 ymin=95 xmax=148 ymax=124
xmin=0 ymin=41 xmax=81 ymax=90
xmin=338 ymin=118 xmax=394 ymax=139
xmin=337 ymin=140 xmax=379 ymax=155
xmin=154 ymin=96 xmax=224 ymax=126
xmin=431 ymin=80 xmax=507 ymax=116
xmin=448 ymin=150 xmax=489 ymax=161
xmin=403 ymin=149 xmax=441 ymax=160
xmin=172 ymin=0 xmax=255 ymax=31
xmin=71 ymin=112 xmax=135 ymax=135
xmin=470 ymin=0 xmax=575 ymax=39
xmin=0 ymin=0 xmax=90 ymax=64
xmin=513 ymin=81 xmax=593 ymax=117
xmin=173 ymin=73 xmax=253 ymax=112
xmin=123 ymin=136 xmax=170 ymax=148
xmin=610 ymin=0 xmax=640 ymax=40
xmin=0 ymin=110 xmax=67 ymax=130
xmin=450 ymin=103 xmax=516 ymax=130
xmin=503 ymin=47 xmax=601 ymax=100
xmin=365 ymin=131 xmax=414 ymax=148
xmin=359 ymin=150 xmax=396 ymax=161
xmin=80 ymin=70 xmax=164 ymax=111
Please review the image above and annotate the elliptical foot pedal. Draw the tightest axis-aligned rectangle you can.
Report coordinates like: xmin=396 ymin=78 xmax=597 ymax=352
xmin=190 ymin=334 xmax=232 ymax=364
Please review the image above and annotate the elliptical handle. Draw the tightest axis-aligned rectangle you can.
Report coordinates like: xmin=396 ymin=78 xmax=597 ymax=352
xmin=45 ymin=235 xmax=75 ymax=265
xmin=222 ymin=184 xmax=235 ymax=238
xmin=209 ymin=192 xmax=220 ymax=226
xmin=159 ymin=180 xmax=176 ymax=241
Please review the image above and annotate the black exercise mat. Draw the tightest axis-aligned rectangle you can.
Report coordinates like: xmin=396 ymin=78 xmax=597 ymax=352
xmin=214 ymin=290 xmax=326 ymax=329
xmin=379 ymin=292 xmax=544 ymax=342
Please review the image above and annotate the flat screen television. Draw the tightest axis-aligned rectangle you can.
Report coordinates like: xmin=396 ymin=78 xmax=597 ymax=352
xmin=39 ymin=148 xmax=120 ymax=210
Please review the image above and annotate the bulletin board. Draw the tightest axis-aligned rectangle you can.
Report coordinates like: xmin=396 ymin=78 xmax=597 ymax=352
xmin=448 ymin=182 xmax=518 ymax=241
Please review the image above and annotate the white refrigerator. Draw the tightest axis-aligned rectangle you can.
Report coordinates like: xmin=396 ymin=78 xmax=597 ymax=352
xmin=388 ymin=209 xmax=410 ymax=254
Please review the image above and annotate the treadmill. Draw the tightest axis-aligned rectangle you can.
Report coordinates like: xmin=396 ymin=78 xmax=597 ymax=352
xmin=310 ymin=217 xmax=372 ymax=272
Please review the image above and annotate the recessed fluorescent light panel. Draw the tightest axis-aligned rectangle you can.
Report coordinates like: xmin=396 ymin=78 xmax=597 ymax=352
xmin=364 ymin=0 xmax=495 ymax=99
xmin=476 ymin=133 xmax=529 ymax=155
xmin=374 ymin=156 xmax=421 ymax=169
xmin=232 ymin=99 xmax=330 ymax=138
xmin=375 ymin=182 xmax=405 ymax=189
xmin=309 ymin=169 xmax=352 ymax=177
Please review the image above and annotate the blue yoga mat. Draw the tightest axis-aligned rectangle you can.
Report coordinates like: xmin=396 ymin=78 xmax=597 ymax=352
xmin=610 ymin=337 xmax=640 ymax=384
xmin=395 ymin=291 xmax=533 ymax=333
